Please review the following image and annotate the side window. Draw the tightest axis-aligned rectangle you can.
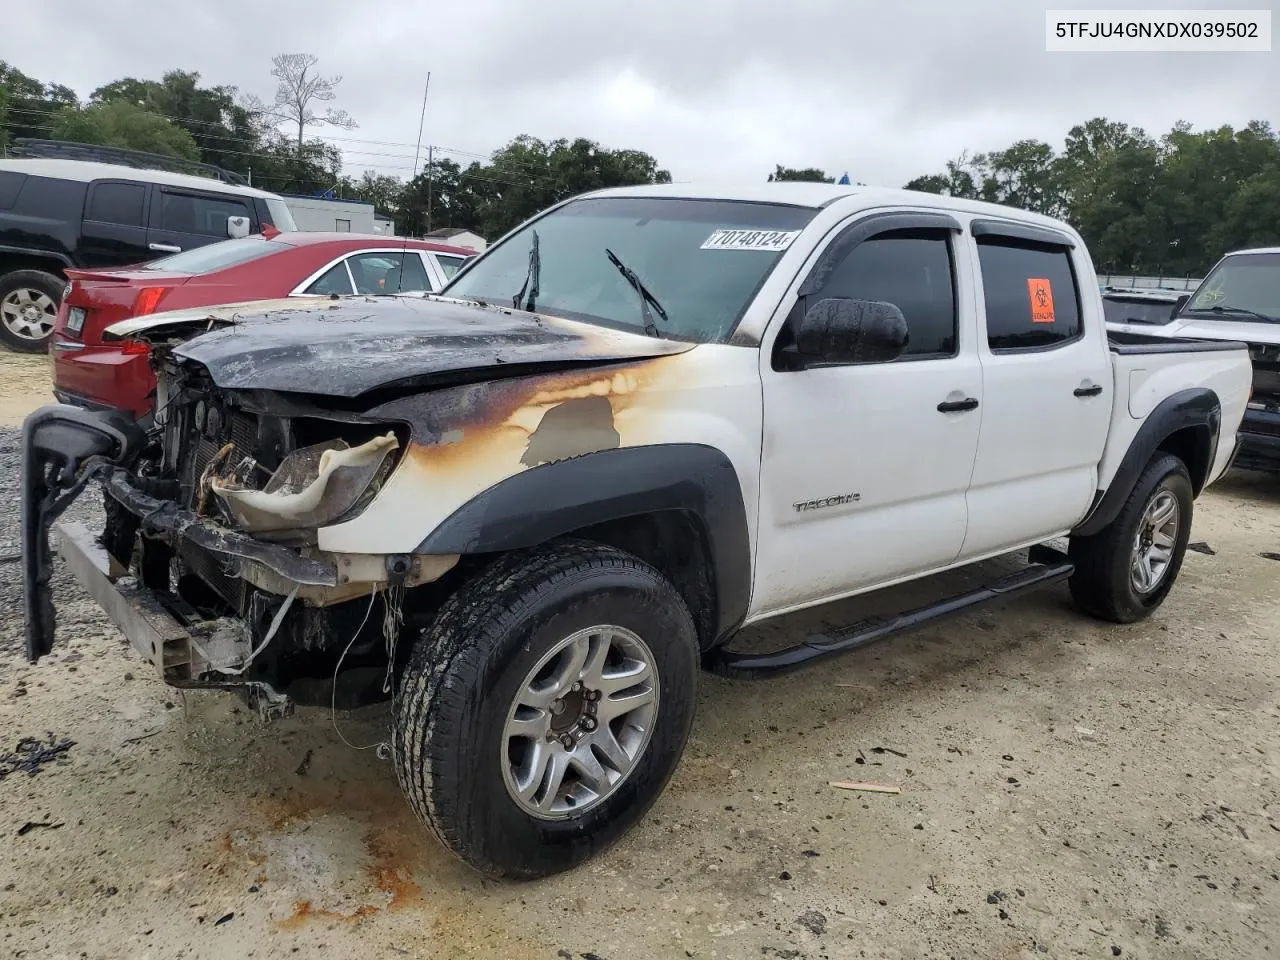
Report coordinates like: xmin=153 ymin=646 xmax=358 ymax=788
xmin=159 ymin=191 xmax=251 ymax=237
xmin=435 ymin=253 xmax=466 ymax=281
xmin=805 ymin=229 xmax=957 ymax=360
xmin=14 ymin=175 xmax=85 ymax=220
xmin=0 ymin=171 xmax=27 ymax=210
xmin=977 ymin=238 xmax=1082 ymax=351
xmin=304 ymin=262 xmax=354 ymax=296
xmin=86 ymin=182 xmax=146 ymax=226
xmin=347 ymin=252 xmax=432 ymax=294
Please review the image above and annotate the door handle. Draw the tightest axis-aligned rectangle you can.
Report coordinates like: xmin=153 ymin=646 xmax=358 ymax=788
xmin=148 ymin=242 xmax=181 ymax=253
xmin=1074 ymin=384 xmax=1103 ymax=397
xmin=937 ymin=397 xmax=980 ymax=413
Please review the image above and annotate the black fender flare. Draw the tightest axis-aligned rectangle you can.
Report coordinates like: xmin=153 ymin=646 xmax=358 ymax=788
xmin=1073 ymin=388 xmax=1220 ymax=538
xmin=414 ymin=443 xmax=752 ymax=642
xmin=0 ymin=245 xmax=74 ymax=270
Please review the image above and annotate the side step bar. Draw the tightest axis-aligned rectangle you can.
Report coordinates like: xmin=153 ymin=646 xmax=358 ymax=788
xmin=709 ymin=548 xmax=1074 ymax=679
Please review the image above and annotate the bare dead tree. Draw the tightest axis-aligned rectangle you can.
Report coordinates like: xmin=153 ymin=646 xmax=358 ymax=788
xmin=262 ymin=53 xmax=356 ymax=156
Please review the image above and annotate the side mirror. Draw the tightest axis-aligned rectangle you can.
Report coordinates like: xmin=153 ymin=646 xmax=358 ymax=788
xmin=1171 ymin=293 xmax=1190 ymax=319
xmin=226 ymin=216 xmax=251 ymax=239
xmin=792 ymin=298 xmax=909 ymax=366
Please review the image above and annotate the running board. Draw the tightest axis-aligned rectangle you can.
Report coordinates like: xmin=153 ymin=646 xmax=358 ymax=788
xmin=709 ymin=550 xmax=1074 ymax=679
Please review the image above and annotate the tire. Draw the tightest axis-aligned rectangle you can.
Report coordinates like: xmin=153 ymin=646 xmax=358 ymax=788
xmin=0 ymin=269 xmax=64 ymax=352
xmin=1068 ymin=453 xmax=1194 ymax=623
xmin=393 ymin=540 xmax=699 ymax=879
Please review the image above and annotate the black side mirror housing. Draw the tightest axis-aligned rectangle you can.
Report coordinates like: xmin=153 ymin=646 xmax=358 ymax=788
xmin=1171 ymin=293 xmax=1190 ymax=319
xmin=790 ymin=297 xmax=909 ymax=366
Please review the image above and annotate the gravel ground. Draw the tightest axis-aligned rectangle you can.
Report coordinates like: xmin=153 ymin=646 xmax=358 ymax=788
xmin=1 ymin=414 xmax=1279 ymax=960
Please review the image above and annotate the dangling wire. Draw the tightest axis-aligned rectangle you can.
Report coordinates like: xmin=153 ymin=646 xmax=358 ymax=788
xmin=329 ymin=588 xmax=386 ymax=752
xmin=381 ymin=581 xmax=406 ymax=694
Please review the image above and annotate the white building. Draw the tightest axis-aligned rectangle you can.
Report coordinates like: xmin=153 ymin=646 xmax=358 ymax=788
xmin=281 ymin=195 xmax=395 ymax=236
xmin=425 ymin=227 xmax=486 ymax=252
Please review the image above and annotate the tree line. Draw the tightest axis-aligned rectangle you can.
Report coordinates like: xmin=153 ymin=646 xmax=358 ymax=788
xmin=2 ymin=57 xmax=1277 ymax=273
xmin=0 ymin=56 xmax=672 ymax=240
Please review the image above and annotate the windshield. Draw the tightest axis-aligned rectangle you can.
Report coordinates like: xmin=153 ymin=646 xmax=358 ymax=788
xmin=1103 ymin=296 xmax=1176 ymax=326
xmin=443 ymin=197 xmax=817 ymax=342
xmin=264 ymin=197 xmax=298 ymax=232
xmin=142 ymin=237 xmax=289 ymax=274
xmin=1182 ymin=252 xmax=1280 ymax=321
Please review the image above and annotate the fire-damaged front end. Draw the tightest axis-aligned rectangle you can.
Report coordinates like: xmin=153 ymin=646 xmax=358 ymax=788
xmin=20 ymin=296 xmax=692 ymax=717
xmin=24 ymin=359 xmax=446 ymax=718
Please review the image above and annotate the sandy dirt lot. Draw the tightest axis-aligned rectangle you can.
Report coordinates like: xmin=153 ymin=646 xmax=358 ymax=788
xmin=0 ymin=352 xmax=53 ymax=428
xmin=0 ymin=364 xmax=1278 ymax=960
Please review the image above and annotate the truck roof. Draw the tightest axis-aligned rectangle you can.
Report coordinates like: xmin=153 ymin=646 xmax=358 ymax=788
xmin=0 ymin=157 xmax=284 ymax=200
xmin=585 ymin=182 xmax=1075 ymax=231
xmin=1222 ymin=246 xmax=1280 ymax=257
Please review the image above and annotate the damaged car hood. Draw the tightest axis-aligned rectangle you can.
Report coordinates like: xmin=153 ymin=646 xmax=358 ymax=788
xmin=107 ymin=296 xmax=694 ymax=399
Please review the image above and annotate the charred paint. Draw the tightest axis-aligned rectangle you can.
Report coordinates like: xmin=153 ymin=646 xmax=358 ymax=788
xmin=318 ymin=352 xmax=697 ymax=553
xmin=373 ymin=360 xmax=665 ymax=472
xmin=158 ymin=296 xmax=692 ymax=399
xmin=520 ymin=394 xmax=619 ymax=467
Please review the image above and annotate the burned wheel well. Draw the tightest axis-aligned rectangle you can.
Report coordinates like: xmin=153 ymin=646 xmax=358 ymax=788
xmin=1157 ymin=425 xmax=1212 ymax=495
xmin=414 ymin=444 xmax=753 ymax=647
xmin=570 ymin=511 xmax=717 ymax=650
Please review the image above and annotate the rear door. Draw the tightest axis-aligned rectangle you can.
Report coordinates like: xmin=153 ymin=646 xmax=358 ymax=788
xmin=958 ymin=221 xmax=1112 ymax=560
xmin=146 ymin=187 xmax=253 ymax=256
xmin=79 ymin=179 xmax=151 ymax=266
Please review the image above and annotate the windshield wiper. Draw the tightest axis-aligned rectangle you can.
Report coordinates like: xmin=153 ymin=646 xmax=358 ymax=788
xmin=1188 ymin=305 xmax=1280 ymax=324
xmin=605 ymin=248 xmax=668 ymax=337
xmin=511 ymin=230 xmax=540 ymax=311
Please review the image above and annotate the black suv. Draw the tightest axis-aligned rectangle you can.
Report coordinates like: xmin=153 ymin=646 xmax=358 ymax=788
xmin=0 ymin=141 xmax=296 ymax=352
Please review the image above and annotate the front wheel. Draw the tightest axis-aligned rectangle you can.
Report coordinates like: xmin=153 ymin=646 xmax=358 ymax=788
xmin=1068 ymin=453 xmax=1194 ymax=623
xmin=393 ymin=541 xmax=699 ymax=878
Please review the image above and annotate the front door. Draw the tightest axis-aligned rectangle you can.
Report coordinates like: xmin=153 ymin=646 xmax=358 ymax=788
xmin=751 ymin=214 xmax=983 ymax=618
xmin=147 ymin=187 xmax=254 ymax=256
xmin=958 ymin=225 xmax=1112 ymax=559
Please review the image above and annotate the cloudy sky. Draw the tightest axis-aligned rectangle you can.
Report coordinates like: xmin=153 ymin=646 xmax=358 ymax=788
xmin=8 ymin=0 xmax=1277 ymax=185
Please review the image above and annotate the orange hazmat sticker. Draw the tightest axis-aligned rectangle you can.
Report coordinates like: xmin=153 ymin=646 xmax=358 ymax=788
xmin=1027 ymin=278 xmax=1055 ymax=324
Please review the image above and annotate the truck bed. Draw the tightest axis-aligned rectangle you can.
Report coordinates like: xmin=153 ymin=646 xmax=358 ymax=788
xmin=1107 ymin=329 xmax=1249 ymax=354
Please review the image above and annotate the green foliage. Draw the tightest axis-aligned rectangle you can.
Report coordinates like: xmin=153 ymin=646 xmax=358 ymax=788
xmin=767 ymin=164 xmax=834 ymax=183
xmin=0 ymin=61 xmax=78 ymax=147
xmin=23 ymin=53 xmax=1274 ymax=274
xmin=1 ymin=58 xmax=670 ymax=241
xmin=50 ymin=101 xmax=199 ymax=160
xmin=905 ymin=117 xmax=1280 ymax=275
xmin=346 ymin=135 xmax=672 ymax=239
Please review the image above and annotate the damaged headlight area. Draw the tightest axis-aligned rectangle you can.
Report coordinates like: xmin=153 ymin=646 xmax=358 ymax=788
xmin=207 ymin=431 xmax=399 ymax=535
xmin=171 ymin=388 xmax=405 ymax=544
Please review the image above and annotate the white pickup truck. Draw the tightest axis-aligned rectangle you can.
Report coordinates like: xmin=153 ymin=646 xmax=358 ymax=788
xmin=1105 ymin=246 xmax=1280 ymax=473
xmin=21 ymin=183 xmax=1253 ymax=879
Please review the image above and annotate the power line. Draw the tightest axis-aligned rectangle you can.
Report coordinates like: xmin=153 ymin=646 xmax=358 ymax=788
xmin=1 ymin=105 xmax=550 ymax=189
xmin=1 ymin=104 xmax=557 ymax=182
xmin=0 ymin=104 xmax=555 ymax=179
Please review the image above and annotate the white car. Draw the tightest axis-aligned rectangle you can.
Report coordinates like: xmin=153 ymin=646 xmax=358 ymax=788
xmin=23 ymin=183 xmax=1253 ymax=879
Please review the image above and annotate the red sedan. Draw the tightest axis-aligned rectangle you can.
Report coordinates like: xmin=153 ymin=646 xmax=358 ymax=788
xmin=51 ymin=232 xmax=475 ymax=419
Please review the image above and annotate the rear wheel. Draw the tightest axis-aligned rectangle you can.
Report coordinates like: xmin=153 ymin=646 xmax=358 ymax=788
xmin=393 ymin=540 xmax=699 ymax=878
xmin=0 ymin=269 xmax=63 ymax=352
xmin=1068 ymin=453 xmax=1193 ymax=623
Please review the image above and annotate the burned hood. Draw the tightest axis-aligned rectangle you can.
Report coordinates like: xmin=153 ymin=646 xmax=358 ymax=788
xmin=125 ymin=296 xmax=695 ymax=399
